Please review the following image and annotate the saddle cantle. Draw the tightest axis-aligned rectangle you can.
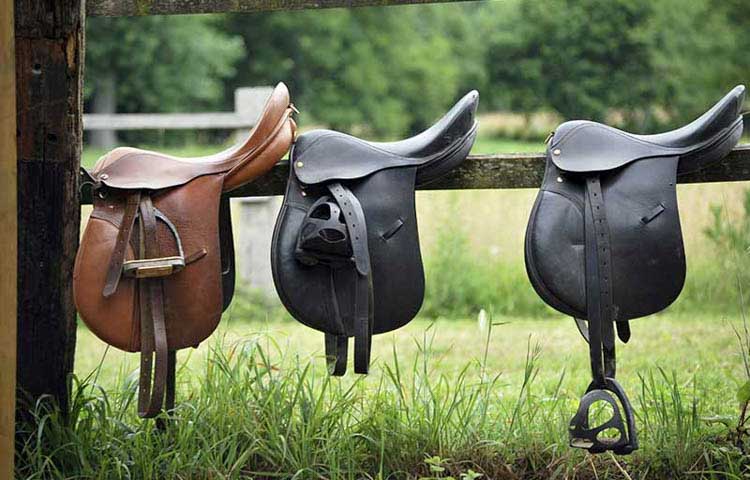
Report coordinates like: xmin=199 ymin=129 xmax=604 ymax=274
xmin=525 ymin=85 xmax=745 ymax=453
xmin=73 ymin=83 xmax=296 ymax=419
xmin=271 ymin=91 xmax=479 ymax=375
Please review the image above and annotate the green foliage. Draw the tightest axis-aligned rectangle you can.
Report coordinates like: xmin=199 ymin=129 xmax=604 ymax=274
xmin=486 ymin=0 xmax=657 ymax=122
xmin=224 ymin=4 xmax=486 ymax=137
xmin=86 ymin=16 xmax=243 ymax=113
xmin=84 ymin=1 xmax=748 ymax=141
xmin=421 ymin=195 xmax=551 ymax=319
xmin=16 ymin=323 xmax=747 ymax=478
xmin=484 ymin=0 xmax=747 ymax=129
xmin=698 ymin=189 xmax=750 ymax=313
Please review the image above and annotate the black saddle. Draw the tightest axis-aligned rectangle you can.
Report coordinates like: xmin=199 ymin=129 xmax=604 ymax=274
xmin=525 ymin=85 xmax=745 ymax=454
xmin=272 ymin=91 xmax=479 ymax=375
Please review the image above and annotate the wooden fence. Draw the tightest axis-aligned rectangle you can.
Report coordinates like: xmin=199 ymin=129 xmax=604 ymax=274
xmin=4 ymin=0 xmax=748 ymax=477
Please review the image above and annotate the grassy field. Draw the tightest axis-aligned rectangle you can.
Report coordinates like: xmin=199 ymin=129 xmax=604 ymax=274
xmin=17 ymin=311 xmax=747 ymax=478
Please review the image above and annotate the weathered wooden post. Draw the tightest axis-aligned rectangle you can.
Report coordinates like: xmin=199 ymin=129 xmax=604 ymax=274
xmin=1 ymin=0 xmax=17 ymax=475
xmin=15 ymin=0 xmax=84 ymax=420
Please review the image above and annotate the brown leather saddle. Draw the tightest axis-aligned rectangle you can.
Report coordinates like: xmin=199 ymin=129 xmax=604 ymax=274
xmin=74 ymin=83 xmax=296 ymax=418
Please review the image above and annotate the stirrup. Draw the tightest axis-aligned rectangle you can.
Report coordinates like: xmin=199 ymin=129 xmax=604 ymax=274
xmin=569 ymin=377 xmax=638 ymax=455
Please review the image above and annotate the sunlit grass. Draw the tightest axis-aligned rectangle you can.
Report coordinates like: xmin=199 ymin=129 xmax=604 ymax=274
xmin=15 ymin=311 xmax=745 ymax=478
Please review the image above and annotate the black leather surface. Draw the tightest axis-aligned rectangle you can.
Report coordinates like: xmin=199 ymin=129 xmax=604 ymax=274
xmin=524 ymin=85 xmax=745 ymax=454
xmin=550 ymin=86 xmax=745 ymax=173
xmin=271 ymin=91 xmax=479 ymax=373
xmin=526 ymin=85 xmax=745 ymax=321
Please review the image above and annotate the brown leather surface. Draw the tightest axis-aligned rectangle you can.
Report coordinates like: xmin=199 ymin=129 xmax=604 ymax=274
xmin=74 ymin=176 xmax=225 ymax=352
xmin=90 ymin=82 xmax=295 ymax=191
xmin=74 ymin=82 xmax=295 ymax=355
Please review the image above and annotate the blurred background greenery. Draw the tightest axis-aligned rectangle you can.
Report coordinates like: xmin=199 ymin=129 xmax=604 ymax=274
xmin=85 ymin=0 xmax=749 ymax=142
xmin=83 ymin=0 xmax=750 ymax=320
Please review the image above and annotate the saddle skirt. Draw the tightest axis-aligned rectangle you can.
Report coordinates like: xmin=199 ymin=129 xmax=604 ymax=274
xmin=272 ymin=91 xmax=479 ymax=375
xmin=73 ymin=82 xmax=296 ymax=418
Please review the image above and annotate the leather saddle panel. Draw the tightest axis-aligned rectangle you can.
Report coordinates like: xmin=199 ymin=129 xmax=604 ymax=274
xmin=75 ymin=175 xmax=225 ymax=351
xmin=525 ymin=156 xmax=685 ymax=320
xmin=525 ymin=85 xmax=745 ymax=323
xmin=272 ymin=166 xmax=425 ymax=336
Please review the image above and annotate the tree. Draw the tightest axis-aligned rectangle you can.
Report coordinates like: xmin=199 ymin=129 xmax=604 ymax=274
xmin=86 ymin=16 xmax=244 ymax=145
xmin=225 ymin=4 xmax=483 ymax=137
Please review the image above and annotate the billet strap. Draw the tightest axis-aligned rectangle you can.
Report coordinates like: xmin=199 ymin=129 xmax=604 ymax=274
xmin=219 ymin=196 xmax=236 ymax=312
xmin=136 ymin=195 xmax=172 ymax=419
xmin=326 ymin=182 xmax=373 ymax=374
xmin=584 ymin=175 xmax=616 ymax=385
xmin=325 ymin=334 xmax=348 ymax=376
xmin=155 ymin=351 xmax=177 ymax=431
xmin=616 ymin=321 xmax=631 ymax=343
xmin=103 ymin=192 xmax=141 ymax=297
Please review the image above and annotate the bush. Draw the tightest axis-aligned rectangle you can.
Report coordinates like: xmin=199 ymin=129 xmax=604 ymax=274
xmin=420 ymin=201 xmax=552 ymax=320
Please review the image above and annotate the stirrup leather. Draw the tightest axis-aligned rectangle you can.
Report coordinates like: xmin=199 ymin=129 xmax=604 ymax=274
xmin=296 ymin=182 xmax=374 ymax=375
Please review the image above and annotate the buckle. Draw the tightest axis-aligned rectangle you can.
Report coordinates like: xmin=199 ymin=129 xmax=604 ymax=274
xmin=123 ymin=256 xmax=186 ymax=278
xmin=569 ymin=378 xmax=638 ymax=455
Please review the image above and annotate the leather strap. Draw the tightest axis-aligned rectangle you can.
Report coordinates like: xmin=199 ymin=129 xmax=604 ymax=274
xmin=569 ymin=174 xmax=639 ymax=454
xmin=136 ymin=195 xmax=173 ymax=419
xmin=103 ymin=192 xmax=140 ymax=297
xmin=327 ymin=182 xmax=373 ymax=374
xmin=584 ymin=175 xmax=616 ymax=386
xmin=324 ymin=334 xmax=348 ymax=376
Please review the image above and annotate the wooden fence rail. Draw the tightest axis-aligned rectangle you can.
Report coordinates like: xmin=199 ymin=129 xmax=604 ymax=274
xmin=77 ymin=145 xmax=750 ymax=203
xmin=87 ymin=0 xmax=473 ymax=16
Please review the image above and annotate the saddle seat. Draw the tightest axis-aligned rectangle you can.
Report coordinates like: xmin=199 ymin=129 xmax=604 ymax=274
xmin=89 ymin=82 xmax=296 ymax=192
xmin=292 ymin=90 xmax=479 ymax=186
xmin=550 ymin=85 xmax=745 ymax=174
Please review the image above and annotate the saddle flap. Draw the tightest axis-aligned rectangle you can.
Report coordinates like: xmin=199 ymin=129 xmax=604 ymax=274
xmin=291 ymin=131 xmax=425 ymax=185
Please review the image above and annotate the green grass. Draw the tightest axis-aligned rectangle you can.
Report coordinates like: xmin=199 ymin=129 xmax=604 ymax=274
xmin=16 ymin=311 xmax=749 ymax=479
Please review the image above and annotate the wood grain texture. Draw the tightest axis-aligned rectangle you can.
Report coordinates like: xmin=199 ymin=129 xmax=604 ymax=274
xmin=15 ymin=0 xmax=83 ymax=423
xmin=79 ymin=145 xmax=750 ymax=203
xmin=0 ymin=0 xmax=16 ymax=476
xmin=87 ymin=0 xmax=472 ymax=16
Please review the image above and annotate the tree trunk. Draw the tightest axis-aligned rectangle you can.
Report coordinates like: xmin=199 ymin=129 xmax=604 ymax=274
xmin=14 ymin=0 xmax=84 ymax=423
xmin=89 ymin=73 xmax=117 ymax=149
